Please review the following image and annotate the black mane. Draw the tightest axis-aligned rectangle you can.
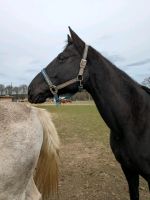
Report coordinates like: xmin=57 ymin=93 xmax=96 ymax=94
xmin=141 ymin=85 xmax=150 ymax=95
xmin=89 ymin=46 xmax=141 ymax=89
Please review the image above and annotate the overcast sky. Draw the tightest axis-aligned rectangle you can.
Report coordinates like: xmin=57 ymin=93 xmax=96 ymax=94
xmin=0 ymin=0 xmax=150 ymax=86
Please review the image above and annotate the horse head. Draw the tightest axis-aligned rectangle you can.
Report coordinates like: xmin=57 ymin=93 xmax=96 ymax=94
xmin=28 ymin=27 xmax=90 ymax=103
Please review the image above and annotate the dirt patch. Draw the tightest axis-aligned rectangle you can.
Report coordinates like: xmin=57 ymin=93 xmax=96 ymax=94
xmin=57 ymin=132 xmax=149 ymax=200
xmin=38 ymin=105 xmax=149 ymax=200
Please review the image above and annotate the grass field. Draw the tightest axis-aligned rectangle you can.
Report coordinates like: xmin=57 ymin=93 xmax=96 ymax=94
xmin=37 ymin=104 xmax=109 ymax=145
xmin=37 ymin=104 xmax=149 ymax=200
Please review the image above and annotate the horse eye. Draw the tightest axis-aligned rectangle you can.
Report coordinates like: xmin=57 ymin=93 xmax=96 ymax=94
xmin=58 ymin=53 xmax=65 ymax=63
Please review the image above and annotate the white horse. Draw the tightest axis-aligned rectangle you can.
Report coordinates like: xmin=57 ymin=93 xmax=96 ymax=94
xmin=0 ymin=102 xmax=60 ymax=200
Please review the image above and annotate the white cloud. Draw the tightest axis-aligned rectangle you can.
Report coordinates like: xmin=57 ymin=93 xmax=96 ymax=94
xmin=0 ymin=0 xmax=150 ymax=85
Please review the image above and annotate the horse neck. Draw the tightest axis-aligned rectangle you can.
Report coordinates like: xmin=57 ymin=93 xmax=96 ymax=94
xmin=86 ymin=47 xmax=143 ymax=134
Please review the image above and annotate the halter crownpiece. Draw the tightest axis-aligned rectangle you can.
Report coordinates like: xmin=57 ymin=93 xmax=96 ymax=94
xmin=41 ymin=44 xmax=89 ymax=101
xmin=77 ymin=44 xmax=89 ymax=90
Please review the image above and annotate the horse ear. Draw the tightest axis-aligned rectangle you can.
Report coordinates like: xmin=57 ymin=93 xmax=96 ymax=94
xmin=67 ymin=34 xmax=72 ymax=44
xmin=68 ymin=27 xmax=85 ymax=55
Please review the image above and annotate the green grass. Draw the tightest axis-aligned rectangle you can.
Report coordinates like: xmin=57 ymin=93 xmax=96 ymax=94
xmin=36 ymin=104 xmax=110 ymax=145
xmin=36 ymin=104 xmax=150 ymax=199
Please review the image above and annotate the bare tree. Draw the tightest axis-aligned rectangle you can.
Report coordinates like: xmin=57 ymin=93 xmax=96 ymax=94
xmin=72 ymin=91 xmax=92 ymax=101
xmin=20 ymin=84 xmax=28 ymax=94
xmin=5 ymin=85 xmax=13 ymax=96
xmin=0 ymin=84 xmax=5 ymax=95
xmin=0 ymin=84 xmax=28 ymax=101
xmin=142 ymin=77 xmax=150 ymax=88
xmin=18 ymin=85 xmax=27 ymax=94
xmin=13 ymin=86 xmax=19 ymax=95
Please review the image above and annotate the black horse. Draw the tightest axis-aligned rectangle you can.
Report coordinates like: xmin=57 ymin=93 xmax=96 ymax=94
xmin=28 ymin=27 xmax=150 ymax=200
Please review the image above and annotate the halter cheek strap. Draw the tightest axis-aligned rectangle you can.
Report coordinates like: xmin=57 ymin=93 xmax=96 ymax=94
xmin=41 ymin=44 xmax=89 ymax=102
xmin=41 ymin=69 xmax=59 ymax=103
xmin=41 ymin=69 xmax=58 ymax=95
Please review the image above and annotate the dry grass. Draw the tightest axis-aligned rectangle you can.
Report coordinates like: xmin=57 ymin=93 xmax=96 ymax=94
xmin=36 ymin=104 xmax=149 ymax=200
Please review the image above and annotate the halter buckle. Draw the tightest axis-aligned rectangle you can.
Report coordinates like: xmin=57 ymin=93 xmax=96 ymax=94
xmin=50 ymin=85 xmax=58 ymax=95
xmin=80 ymin=59 xmax=87 ymax=68
xmin=77 ymin=77 xmax=84 ymax=92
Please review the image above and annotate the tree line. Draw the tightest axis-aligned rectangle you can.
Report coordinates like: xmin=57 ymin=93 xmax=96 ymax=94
xmin=0 ymin=76 xmax=149 ymax=101
xmin=0 ymin=84 xmax=28 ymax=100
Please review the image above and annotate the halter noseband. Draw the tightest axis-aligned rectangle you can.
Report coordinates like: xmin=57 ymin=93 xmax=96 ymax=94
xmin=41 ymin=44 xmax=89 ymax=101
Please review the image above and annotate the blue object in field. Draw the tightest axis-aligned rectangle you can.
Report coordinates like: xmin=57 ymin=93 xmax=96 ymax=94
xmin=53 ymin=93 xmax=73 ymax=106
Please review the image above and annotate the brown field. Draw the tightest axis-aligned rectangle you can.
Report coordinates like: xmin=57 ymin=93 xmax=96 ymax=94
xmin=37 ymin=104 xmax=149 ymax=200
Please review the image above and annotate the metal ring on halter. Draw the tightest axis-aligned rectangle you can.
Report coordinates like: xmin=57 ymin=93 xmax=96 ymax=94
xmin=77 ymin=74 xmax=83 ymax=81
xmin=49 ymin=85 xmax=58 ymax=95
